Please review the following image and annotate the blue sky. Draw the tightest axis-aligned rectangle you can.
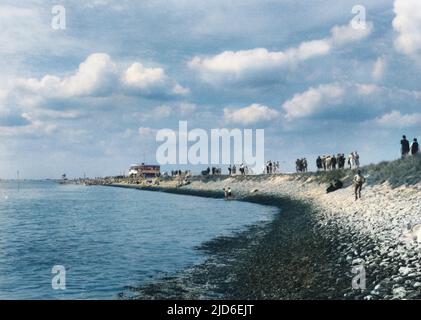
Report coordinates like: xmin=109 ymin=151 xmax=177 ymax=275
xmin=1 ymin=0 xmax=421 ymax=178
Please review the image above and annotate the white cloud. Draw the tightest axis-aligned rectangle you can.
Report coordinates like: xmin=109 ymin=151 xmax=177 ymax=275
xmin=372 ymin=57 xmax=386 ymax=81
xmin=282 ymin=81 xmax=421 ymax=121
xmin=223 ymin=103 xmax=280 ymax=125
xmin=123 ymin=62 xmax=165 ymax=90
xmin=393 ymin=0 xmax=421 ymax=61
xmin=373 ymin=110 xmax=421 ymax=128
xmin=330 ymin=22 xmax=374 ymax=47
xmin=16 ymin=53 xmax=118 ymax=98
xmin=7 ymin=53 xmax=188 ymax=114
xmin=0 ymin=52 xmax=190 ymax=138
xmin=189 ymin=45 xmax=330 ymax=80
xmin=282 ymin=84 xmax=345 ymax=120
xmin=15 ymin=53 xmax=189 ymax=100
xmin=121 ymin=62 xmax=189 ymax=96
xmin=189 ymin=21 xmax=373 ymax=82
xmin=189 ymin=43 xmax=323 ymax=76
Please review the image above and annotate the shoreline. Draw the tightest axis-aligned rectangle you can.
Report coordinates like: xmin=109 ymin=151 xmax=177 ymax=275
xmin=110 ymin=158 xmax=421 ymax=300
xmin=118 ymin=190 xmax=352 ymax=300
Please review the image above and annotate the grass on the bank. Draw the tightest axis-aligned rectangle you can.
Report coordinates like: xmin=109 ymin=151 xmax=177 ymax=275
xmin=364 ymin=155 xmax=421 ymax=187
xmin=295 ymin=169 xmax=350 ymax=183
xmin=293 ymin=155 xmax=421 ymax=188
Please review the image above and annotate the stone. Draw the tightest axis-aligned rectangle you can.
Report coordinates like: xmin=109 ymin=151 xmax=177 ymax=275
xmin=399 ymin=267 xmax=413 ymax=276
xmin=392 ymin=287 xmax=407 ymax=299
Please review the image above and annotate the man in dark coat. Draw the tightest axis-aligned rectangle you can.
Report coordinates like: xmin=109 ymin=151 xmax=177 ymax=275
xmin=401 ymin=135 xmax=410 ymax=158
xmin=411 ymin=138 xmax=419 ymax=155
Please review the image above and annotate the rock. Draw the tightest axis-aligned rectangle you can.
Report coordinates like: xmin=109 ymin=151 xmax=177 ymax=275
xmin=392 ymin=276 xmax=403 ymax=282
xmin=404 ymin=290 xmax=420 ymax=300
xmin=392 ymin=287 xmax=407 ymax=299
xmin=399 ymin=267 xmax=413 ymax=276
xmin=352 ymin=258 xmax=364 ymax=265
xmin=379 ymin=261 xmax=388 ymax=267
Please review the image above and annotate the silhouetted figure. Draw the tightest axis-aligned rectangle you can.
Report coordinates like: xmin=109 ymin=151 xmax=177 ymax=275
xmin=340 ymin=154 xmax=346 ymax=169
xmin=295 ymin=159 xmax=301 ymax=173
xmin=316 ymin=156 xmax=322 ymax=171
xmin=401 ymin=135 xmax=410 ymax=159
xmin=331 ymin=155 xmax=337 ymax=170
xmin=302 ymin=158 xmax=308 ymax=172
xmin=411 ymin=138 xmax=419 ymax=155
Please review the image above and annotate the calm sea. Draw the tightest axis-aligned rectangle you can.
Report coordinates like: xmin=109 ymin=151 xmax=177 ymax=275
xmin=0 ymin=180 xmax=276 ymax=299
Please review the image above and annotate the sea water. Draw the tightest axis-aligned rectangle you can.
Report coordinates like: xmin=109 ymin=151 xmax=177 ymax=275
xmin=0 ymin=180 xmax=276 ymax=299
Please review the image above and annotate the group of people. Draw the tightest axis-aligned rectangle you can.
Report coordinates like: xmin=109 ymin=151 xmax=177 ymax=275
xmin=200 ymin=163 xmax=255 ymax=176
xmin=316 ymin=152 xmax=360 ymax=171
xmin=228 ymin=163 xmax=250 ymax=176
xmin=169 ymin=170 xmax=191 ymax=177
xmin=222 ymin=187 xmax=234 ymax=199
xmin=264 ymin=160 xmax=280 ymax=174
xmin=322 ymin=159 xmax=365 ymax=201
xmin=400 ymin=135 xmax=419 ymax=158
xmin=295 ymin=158 xmax=308 ymax=173
xmin=201 ymin=167 xmax=222 ymax=176
xmin=352 ymin=134 xmax=419 ymax=201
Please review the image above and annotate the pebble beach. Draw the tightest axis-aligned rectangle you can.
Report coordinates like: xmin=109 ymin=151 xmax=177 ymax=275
xmin=112 ymin=157 xmax=421 ymax=300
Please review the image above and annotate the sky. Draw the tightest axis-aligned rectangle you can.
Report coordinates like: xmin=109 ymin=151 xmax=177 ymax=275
xmin=0 ymin=0 xmax=421 ymax=178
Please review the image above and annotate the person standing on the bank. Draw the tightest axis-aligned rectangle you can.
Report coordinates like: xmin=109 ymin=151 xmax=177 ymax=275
xmin=401 ymin=135 xmax=410 ymax=158
xmin=410 ymin=138 xmax=419 ymax=156
xmin=353 ymin=170 xmax=365 ymax=201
